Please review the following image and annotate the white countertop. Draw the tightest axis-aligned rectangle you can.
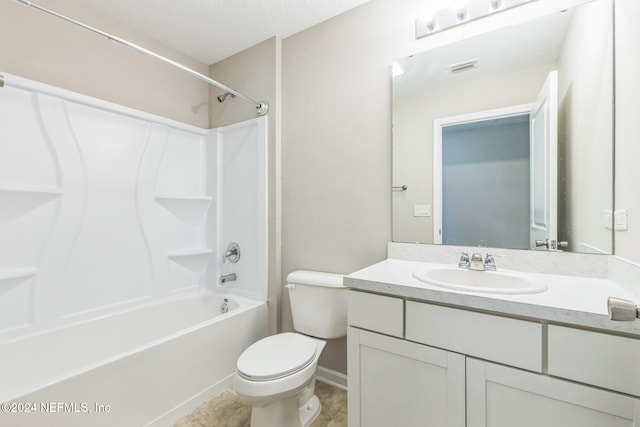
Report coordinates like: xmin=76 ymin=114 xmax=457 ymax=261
xmin=345 ymin=259 xmax=640 ymax=336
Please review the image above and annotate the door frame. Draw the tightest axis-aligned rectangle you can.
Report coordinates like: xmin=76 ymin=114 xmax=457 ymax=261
xmin=432 ymin=104 xmax=534 ymax=244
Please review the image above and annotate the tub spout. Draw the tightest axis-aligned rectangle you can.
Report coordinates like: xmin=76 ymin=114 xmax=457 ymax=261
xmin=220 ymin=273 xmax=236 ymax=285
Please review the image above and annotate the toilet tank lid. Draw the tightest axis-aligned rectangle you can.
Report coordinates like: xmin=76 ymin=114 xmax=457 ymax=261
xmin=286 ymin=270 xmax=345 ymax=288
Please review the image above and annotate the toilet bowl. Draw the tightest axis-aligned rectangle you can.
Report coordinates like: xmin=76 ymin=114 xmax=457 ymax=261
xmin=233 ymin=270 xmax=347 ymax=427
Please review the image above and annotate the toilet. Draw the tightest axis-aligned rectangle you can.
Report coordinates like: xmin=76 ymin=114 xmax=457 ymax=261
xmin=233 ymin=270 xmax=347 ymax=427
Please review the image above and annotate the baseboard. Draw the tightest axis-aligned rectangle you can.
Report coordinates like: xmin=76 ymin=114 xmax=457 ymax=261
xmin=144 ymin=373 xmax=234 ymax=427
xmin=317 ymin=366 xmax=348 ymax=390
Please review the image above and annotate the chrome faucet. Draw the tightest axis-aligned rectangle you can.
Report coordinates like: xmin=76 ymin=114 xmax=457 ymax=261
xmin=458 ymin=252 xmax=470 ymax=269
xmin=220 ymin=273 xmax=237 ymax=285
xmin=460 ymin=252 xmax=501 ymax=271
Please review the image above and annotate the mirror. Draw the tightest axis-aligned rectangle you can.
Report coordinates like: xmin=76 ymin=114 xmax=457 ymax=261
xmin=392 ymin=0 xmax=613 ymax=254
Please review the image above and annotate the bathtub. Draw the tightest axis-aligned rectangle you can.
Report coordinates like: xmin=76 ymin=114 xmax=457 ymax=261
xmin=0 ymin=291 xmax=267 ymax=426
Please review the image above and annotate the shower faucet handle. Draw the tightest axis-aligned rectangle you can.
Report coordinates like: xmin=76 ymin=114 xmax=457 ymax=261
xmin=223 ymin=242 xmax=241 ymax=263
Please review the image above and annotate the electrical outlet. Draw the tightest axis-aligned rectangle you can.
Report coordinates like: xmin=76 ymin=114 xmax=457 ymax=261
xmin=413 ymin=204 xmax=431 ymax=217
xmin=614 ymin=209 xmax=628 ymax=231
xmin=604 ymin=210 xmax=613 ymax=230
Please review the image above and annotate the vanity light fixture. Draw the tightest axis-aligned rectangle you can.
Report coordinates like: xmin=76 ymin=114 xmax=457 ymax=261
xmin=416 ymin=0 xmax=534 ymax=39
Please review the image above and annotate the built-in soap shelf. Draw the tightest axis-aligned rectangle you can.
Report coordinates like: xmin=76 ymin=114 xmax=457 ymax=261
xmin=167 ymin=248 xmax=212 ymax=273
xmin=0 ymin=185 xmax=62 ymax=225
xmin=154 ymin=194 xmax=212 ymax=224
xmin=0 ymin=267 xmax=38 ymax=294
xmin=0 ymin=185 xmax=62 ymax=194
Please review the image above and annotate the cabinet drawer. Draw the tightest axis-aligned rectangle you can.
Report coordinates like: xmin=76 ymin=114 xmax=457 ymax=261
xmin=348 ymin=291 xmax=403 ymax=337
xmin=406 ymin=302 xmax=542 ymax=372
xmin=548 ymin=325 xmax=640 ymax=396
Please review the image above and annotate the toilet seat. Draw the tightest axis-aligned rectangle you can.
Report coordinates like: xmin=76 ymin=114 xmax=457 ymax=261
xmin=237 ymin=333 xmax=317 ymax=381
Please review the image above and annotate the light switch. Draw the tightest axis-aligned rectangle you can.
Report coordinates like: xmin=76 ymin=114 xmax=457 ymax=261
xmin=414 ymin=204 xmax=431 ymax=217
xmin=614 ymin=209 xmax=628 ymax=231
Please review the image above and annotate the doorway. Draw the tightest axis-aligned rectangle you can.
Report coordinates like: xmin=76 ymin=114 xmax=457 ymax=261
xmin=439 ymin=114 xmax=531 ymax=249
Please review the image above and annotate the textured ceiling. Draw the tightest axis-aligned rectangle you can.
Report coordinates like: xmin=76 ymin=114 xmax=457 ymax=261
xmin=79 ymin=0 xmax=371 ymax=65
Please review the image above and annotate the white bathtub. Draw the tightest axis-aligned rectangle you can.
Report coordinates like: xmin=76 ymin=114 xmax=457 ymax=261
xmin=0 ymin=291 xmax=267 ymax=426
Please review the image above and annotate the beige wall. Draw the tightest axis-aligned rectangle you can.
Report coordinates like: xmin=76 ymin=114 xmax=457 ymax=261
xmin=615 ymin=0 xmax=640 ymax=265
xmin=0 ymin=0 xmax=209 ymax=127
xmin=209 ymin=37 xmax=282 ymax=334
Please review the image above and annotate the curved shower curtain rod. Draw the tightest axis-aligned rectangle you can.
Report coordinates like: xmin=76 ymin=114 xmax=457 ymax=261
xmin=13 ymin=0 xmax=269 ymax=116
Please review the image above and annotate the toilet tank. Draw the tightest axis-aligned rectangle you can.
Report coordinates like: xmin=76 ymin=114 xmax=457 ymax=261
xmin=286 ymin=270 xmax=347 ymax=339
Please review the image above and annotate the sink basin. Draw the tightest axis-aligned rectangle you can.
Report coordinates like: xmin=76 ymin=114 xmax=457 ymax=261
xmin=412 ymin=264 xmax=547 ymax=295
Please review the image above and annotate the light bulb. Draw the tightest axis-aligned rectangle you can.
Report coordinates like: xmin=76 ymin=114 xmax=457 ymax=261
xmin=489 ymin=0 xmax=504 ymax=11
xmin=455 ymin=4 xmax=468 ymax=22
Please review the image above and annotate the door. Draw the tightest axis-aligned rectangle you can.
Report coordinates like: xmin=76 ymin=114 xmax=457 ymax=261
xmin=433 ymin=105 xmax=533 ymax=248
xmin=529 ymin=70 xmax=558 ymax=250
xmin=348 ymin=327 xmax=465 ymax=427
xmin=466 ymin=358 xmax=640 ymax=427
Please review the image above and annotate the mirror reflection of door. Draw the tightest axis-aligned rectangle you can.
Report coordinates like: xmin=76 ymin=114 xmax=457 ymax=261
xmin=434 ymin=71 xmax=558 ymax=250
xmin=529 ymin=70 xmax=558 ymax=251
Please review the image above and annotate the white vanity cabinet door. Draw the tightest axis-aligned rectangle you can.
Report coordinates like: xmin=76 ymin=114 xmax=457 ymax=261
xmin=467 ymin=358 xmax=640 ymax=427
xmin=348 ymin=327 xmax=465 ymax=427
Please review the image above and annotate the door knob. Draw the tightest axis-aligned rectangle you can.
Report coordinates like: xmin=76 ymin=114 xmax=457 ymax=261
xmin=535 ymin=239 xmax=550 ymax=248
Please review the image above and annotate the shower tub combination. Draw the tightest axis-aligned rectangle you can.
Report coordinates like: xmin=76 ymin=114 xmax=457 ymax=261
xmin=0 ymin=291 xmax=267 ymax=426
xmin=0 ymin=68 xmax=269 ymax=426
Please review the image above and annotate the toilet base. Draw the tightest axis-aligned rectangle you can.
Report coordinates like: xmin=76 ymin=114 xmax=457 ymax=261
xmin=299 ymin=394 xmax=321 ymax=426
xmin=248 ymin=386 xmax=321 ymax=427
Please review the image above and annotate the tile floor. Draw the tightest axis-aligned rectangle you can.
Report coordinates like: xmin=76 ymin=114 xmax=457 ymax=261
xmin=173 ymin=381 xmax=347 ymax=427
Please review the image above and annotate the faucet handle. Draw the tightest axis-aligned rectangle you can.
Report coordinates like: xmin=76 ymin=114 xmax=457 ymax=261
xmin=458 ymin=251 xmax=470 ymax=269
xmin=223 ymin=242 xmax=241 ymax=263
xmin=484 ymin=253 xmax=504 ymax=271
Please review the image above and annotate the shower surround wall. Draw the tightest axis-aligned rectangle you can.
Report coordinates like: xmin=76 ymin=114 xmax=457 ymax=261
xmin=0 ymin=72 xmax=268 ymax=340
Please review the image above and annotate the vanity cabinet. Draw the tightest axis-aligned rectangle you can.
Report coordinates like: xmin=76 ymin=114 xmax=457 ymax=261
xmin=347 ymin=290 xmax=640 ymax=427
xmin=348 ymin=327 xmax=465 ymax=427
xmin=467 ymin=358 xmax=640 ymax=427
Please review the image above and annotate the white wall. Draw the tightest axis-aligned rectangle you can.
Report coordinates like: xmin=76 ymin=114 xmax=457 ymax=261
xmin=215 ymin=118 xmax=269 ymax=303
xmin=615 ymin=0 xmax=640 ymax=265
xmin=0 ymin=75 xmax=212 ymax=338
xmin=209 ymin=37 xmax=282 ymax=334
